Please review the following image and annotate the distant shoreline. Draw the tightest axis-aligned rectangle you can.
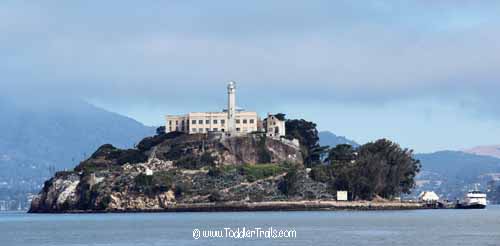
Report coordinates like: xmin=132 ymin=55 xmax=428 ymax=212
xmin=29 ymin=200 xmax=425 ymax=213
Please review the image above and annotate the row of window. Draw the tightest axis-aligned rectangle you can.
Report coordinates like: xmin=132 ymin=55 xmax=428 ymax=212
xmin=192 ymin=128 xmax=224 ymax=133
xmin=190 ymin=119 xmax=255 ymax=125
xmin=191 ymin=127 xmax=251 ymax=133
xmin=191 ymin=119 xmax=226 ymax=125
xmin=169 ymin=126 xmax=185 ymax=132
xmin=169 ymin=118 xmax=257 ymax=127
xmin=169 ymin=120 xmax=184 ymax=125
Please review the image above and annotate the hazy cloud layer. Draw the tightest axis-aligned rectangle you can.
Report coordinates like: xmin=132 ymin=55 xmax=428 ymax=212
xmin=1 ymin=1 xmax=500 ymax=151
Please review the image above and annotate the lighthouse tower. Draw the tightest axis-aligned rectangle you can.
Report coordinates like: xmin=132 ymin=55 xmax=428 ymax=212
xmin=227 ymin=81 xmax=236 ymax=135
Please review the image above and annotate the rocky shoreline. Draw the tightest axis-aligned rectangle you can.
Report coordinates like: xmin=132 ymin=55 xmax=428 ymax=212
xmin=29 ymin=131 xmax=424 ymax=214
xmin=30 ymin=200 xmax=424 ymax=213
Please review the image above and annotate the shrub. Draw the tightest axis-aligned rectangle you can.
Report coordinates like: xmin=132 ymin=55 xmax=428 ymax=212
xmin=134 ymin=171 xmax=174 ymax=195
xmin=240 ymin=164 xmax=285 ymax=182
xmin=279 ymin=165 xmax=300 ymax=196
xmin=209 ymin=190 xmax=223 ymax=202
xmin=97 ymin=195 xmax=112 ymax=210
xmin=174 ymin=181 xmax=192 ymax=197
xmin=174 ymin=152 xmax=216 ymax=169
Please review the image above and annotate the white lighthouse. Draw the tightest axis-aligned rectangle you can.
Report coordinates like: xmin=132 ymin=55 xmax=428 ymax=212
xmin=227 ymin=81 xmax=236 ymax=135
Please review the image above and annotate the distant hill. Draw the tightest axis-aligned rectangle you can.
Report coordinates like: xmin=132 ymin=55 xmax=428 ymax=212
xmin=0 ymin=96 xmax=155 ymax=180
xmin=463 ymin=145 xmax=500 ymax=159
xmin=318 ymin=131 xmax=359 ymax=148
xmin=415 ymin=151 xmax=500 ymax=182
xmin=413 ymin=151 xmax=500 ymax=200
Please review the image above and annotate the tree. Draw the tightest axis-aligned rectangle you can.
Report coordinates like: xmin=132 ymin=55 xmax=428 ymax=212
xmin=285 ymin=119 xmax=327 ymax=166
xmin=326 ymin=144 xmax=356 ymax=164
xmin=274 ymin=113 xmax=286 ymax=121
xmin=310 ymin=140 xmax=421 ymax=201
xmin=156 ymin=126 xmax=166 ymax=136
xmin=354 ymin=139 xmax=421 ymax=199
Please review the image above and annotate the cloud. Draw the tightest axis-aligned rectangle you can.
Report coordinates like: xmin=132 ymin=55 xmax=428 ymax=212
xmin=1 ymin=0 xmax=500 ymax=117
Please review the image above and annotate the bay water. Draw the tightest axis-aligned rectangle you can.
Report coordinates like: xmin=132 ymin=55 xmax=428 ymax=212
xmin=1 ymin=206 xmax=500 ymax=246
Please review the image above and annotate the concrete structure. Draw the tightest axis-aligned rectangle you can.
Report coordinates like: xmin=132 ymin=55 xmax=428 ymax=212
xmin=166 ymin=82 xmax=286 ymax=137
xmin=227 ymin=81 xmax=236 ymax=134
xmin=418 ymin=191 xmax=439 ymax=203
xmin=337 ymin=191 xmax=348 ymax=201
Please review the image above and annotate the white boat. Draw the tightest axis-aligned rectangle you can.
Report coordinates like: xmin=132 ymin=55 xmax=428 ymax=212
xmin=456 ymin=190 xmax=487 ymax=209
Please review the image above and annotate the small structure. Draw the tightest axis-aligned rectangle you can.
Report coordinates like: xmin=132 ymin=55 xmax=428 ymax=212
xmin=418 ymin=191 xmax=439 ymax=204
xmin=263 ymin=113 xmax=286 ymax=138
xmin=337 ymin=191 xmax=348 ymax=201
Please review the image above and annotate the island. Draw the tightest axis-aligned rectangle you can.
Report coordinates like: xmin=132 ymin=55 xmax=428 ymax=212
xmin=29 ymin=82 xmax=422 ymax=213
xmin=29 ymin=122 xmax=422 ymax=213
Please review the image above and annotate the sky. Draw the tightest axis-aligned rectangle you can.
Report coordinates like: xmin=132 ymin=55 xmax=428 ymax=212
xmin=1 ymin=1 xmax=500 ymax=153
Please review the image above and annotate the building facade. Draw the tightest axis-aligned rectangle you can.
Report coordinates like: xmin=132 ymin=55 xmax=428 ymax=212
xmin=263 ymin=113 xmax=286 ymax=138
xmin=166 ymin=111 xmax=259 ymax=134
xmin=166 ymin=81 xmax=284 ymax=137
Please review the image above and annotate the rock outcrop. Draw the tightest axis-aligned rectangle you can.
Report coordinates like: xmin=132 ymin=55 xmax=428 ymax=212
xmin=29 ymin=132 xmax=335 ymax=213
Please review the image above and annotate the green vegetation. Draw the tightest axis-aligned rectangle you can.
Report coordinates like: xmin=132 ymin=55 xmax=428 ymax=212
xmin=208 ymin=163 xmax=288 ymax=182
xmin=278 ymin=164 xmax=300 ymax=195
xmin=284 ymin=117 xmax=328 ymax=167
xmin=134 ymin=171 xmax=175 ymax=195
xmin=256 ymin=136 xmax=272 ymax=163
xmin=97 ymin=195 xmax=112 ymax=210
xmin=240 ymin=164 xmax=286 ymax=182
xmin=174 ymin=152 xmax=216 ymax=169
xmin=74 ymin=144 xmax=147 ymax=173
xmin=310 ymin=140 xmax=421 ymax=200
xmin=173 ymin=180 xmax=192 ymax=197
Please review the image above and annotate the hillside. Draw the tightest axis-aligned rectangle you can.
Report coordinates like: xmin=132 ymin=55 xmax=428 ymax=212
xmin=413 ymin=151 xmax=500 ymax=200
xmin=464 ymin=145 xmax=500 ymax=159
xmin=0 ymin=96 xmax=154 ymax=210
xmin=318 ymin=131 xmax=359 ymax=147
xmin=30 ymin=130 xmax=423 ymax=213
xmin=29 ymin=132 xmax=312 ymax=212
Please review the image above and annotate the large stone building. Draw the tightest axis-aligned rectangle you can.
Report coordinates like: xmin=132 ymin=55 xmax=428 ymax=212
xmin=166 ymin=81 xmax=285 ymax=137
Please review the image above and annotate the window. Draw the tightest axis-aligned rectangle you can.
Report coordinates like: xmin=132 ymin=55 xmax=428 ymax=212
xmin=243 ymin=119 xmax=247 ymax=124
xmin=221 ymin=119 xmax=225 ymax=124
xmin=236 ymin=119 xmax=240 ymax=124
xmin=192 ymin=120 xmax=196 ymax=124
xmin=175 ymin=120 xmax=178 ymax=125
xmin=198 ymin=128 xmax=203 ymax=132
xmin=198 ymin=120 xmax=203 ymax=124
xmin=206 ymin=120 xmax=210 ymax=124
xmin=169 ymin=121 xmax=172 ymax=125
xmin=213 ymin=128 xmax=218 ymax=131
xmin=206 ymin=128 xmax=210 ymax=132
xmin=192 ymin=128 xmax=197 ymax=132
xmin=236 ymin=128 xmax=241 ymax=132
xmin=250 ymin=119 xmax=254 ymax=124
xmin=213 ymin=119 xmax=218 ymax=124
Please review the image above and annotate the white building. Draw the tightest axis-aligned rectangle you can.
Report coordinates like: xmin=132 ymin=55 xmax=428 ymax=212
xmin=263 ymin=113 xmax=286 ymax=138
xmin=418 ymin=191 xmax=439 ymax=203
xmin=166 ymin=81 xmax=285 ymax=137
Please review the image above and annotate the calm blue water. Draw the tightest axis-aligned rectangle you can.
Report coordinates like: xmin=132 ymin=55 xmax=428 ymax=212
xmin=1 ymin=206 xmax=500 ymax=246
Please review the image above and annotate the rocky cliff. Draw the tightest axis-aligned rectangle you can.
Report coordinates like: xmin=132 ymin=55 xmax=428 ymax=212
xmin=29 ymin=132 xmax=339 ymax=213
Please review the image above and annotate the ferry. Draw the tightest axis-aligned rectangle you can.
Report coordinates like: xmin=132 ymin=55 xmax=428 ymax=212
xmin=455 ymin=190 xmax=487 ymax=209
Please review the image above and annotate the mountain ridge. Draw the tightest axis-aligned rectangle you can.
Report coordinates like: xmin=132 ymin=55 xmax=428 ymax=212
xmin=463 ymin=145 xmax=500 ymax=159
